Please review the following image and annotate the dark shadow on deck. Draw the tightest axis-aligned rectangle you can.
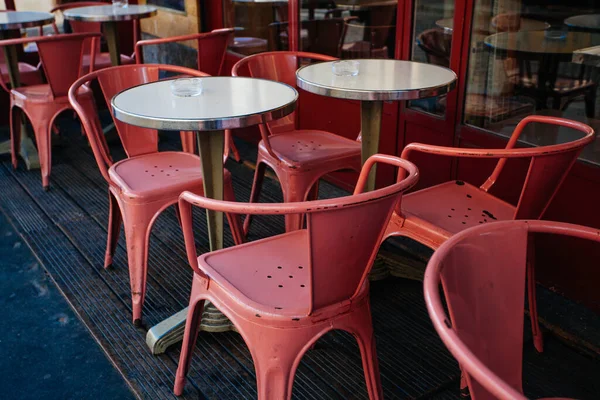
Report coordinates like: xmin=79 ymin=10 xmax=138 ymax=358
xmin=0 ymin=123 xmax=598 ymax=399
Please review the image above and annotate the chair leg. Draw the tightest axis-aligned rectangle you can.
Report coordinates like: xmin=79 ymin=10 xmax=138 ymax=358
xmin=345 ymin=303 xmax=383 ymax=400
xmin=104 ymin=191 xmax=122 ymax=269
xmin=122 ymin=205 xmax=156 ymax=325
xmin=307 ymin=180 xmax=320 ymax=201
xmin=248 ymin=330 xmax=306 ymax=400
xmin=9 ymin=106 xmax=22 ymax=170
xmin=224 ymin=181 xmax=244 ymax=245
xmin=243 ymin=160 xmax=267 ymax=237
xmin=180 ymin=131 xmax=196 ymax=154
xmin=31 ymin=117 xmax=53 ymax=190
xmin=585 ymin=88 xmax=596 ymax=118
xmin=527 ymin=240 xmax=543 ymax=353
xmin=174 ymin=297 xmax=205 ymax=396
xmin=281 ymin=174 xmax=318 ymax=232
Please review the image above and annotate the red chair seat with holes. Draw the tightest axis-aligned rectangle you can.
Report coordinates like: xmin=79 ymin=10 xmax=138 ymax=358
xmin=402 ymin=180 xmax=515 ymax=235
xmin=109 ymin=151 xmax=230 ymax=202
xmin=198 ymin=229 xmax=312 ymax=317
xmin=261 ymin=130 xmax=361 ymax=168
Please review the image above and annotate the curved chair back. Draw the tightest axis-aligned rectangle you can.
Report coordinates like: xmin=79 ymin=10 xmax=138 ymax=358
xmin=135 ymin=28 xmax=234 ymax=75
xmin=0 ymin=33 xmax=100 ymax=98
xmin=68 ymin=64 xmax=210 ymax=184
xmin=424 ymin=219 xmax=600 ymax=399
xmin=416 ymin=28 xmax=451 ymax=67
xmin=401 ymin=115 xmax=595 ymax=220
xmin=180 ymin=154 xmax=419 ymax=313
xmin=232 ymin=51 xmax=336 ymax=136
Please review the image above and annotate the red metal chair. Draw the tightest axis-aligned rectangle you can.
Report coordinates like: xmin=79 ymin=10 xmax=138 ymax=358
xmin=68 ymin=64 xmax=244 ymax=325
xmin=385 ymin=115 xmax=594 ymax=354
xmin=134 ymin=28 xmax=240 ymax=159
xmin=4 ymin=32 xmax=101 ymax=189
xmin=424 ymin=219 xmax=599 ymax=399
xmin=232 ymin=51 xmax=362 ymax=234
xmin=0 ymin=12 xmax=44 ymax=93
xmin=173 ymin=154 xmax=419 ymax=398
xmin=47 ymin=1 xmax=137 ymax=72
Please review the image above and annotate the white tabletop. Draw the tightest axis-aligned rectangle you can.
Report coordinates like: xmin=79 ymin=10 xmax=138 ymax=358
xmin=112 ymin=77 xmax=298 ymax=131
xmin=296 ymin=59 xmax=457 ymax=101
xmin=63 ymin=5 xmax=157 ymax=23
xmin=0 ymin=11 xmax=54 ymax=30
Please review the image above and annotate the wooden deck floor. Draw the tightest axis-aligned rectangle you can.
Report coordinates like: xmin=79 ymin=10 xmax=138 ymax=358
xmin=0 ymin=124 xmax=598 ymax=399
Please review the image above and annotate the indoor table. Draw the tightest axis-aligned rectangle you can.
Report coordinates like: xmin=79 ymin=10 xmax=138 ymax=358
xmin=112 ymin=76 xmax=298 ymax=354
xmin=485 ymin=30 xmax=600 ymax=111
xmin=565 ymin=14 xmax=600 ymax=33
xmin=0 ymin=11 xmax=54 ymax=170
xmin=297 ymin=59 xmax=456 ymax=191
xmin=436 ymin=16 xmax=549 ymax=34
xmin=63 ymin=4 xmax=157 ymax=66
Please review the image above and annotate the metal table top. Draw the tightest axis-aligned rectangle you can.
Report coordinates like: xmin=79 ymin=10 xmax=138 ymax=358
xmin=484 ymin=30 xmax=600 ymax=56
xmin=565 ymin=14 xmax=600 ymax=32
xmin=111 ymin=77 xmax=298 ymax=131
xmin=63 ymin=5 xmax=157 ymax=23
xmin=335 ymin=0 xmax=397 ymax=11
xmin=0 ymin=11 xmax=54 ymax=30
xmin=296 ymin=59 xmax=457 ymax=101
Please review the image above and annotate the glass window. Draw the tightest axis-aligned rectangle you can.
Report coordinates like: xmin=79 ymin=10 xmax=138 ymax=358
xmin=408 ymin=0 xmax=455 ymax=117
xmin=222 ymin=0 xmax=286 ymax=55
xmin=463 ymin=0 xmax=600 ymax=165
xmin=294 ymin=0 xmax=397 ymax=59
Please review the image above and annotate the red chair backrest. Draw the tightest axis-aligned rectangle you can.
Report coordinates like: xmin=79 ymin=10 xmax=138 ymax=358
xmin=232 ymin=51 xmax=336 ymax=134
xmin=179 ymin=154 xmax=419 ymax=314
xmin=482 ymin=116 xmax=595 ymax=220
xmin=424 ymin=220 xmax=600 ymax=399
xmin=50 ymin=2 xmax=110 ymax=54
xmin=135 ymin=28 xmax=234 ymax=76
xmin=69 ymin=64 xmax=210 ymax=181
xmin=36 ymin=33 xmax=100 ymax=98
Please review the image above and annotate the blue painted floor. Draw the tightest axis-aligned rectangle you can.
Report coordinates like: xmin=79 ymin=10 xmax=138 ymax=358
xmin=0 ymin=211 xmax=135 ymax=400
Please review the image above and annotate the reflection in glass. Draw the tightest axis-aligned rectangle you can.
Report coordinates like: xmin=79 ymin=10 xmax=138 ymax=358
xmin=294 ymin=1 xmax=397 ymax=60
xmin=222 ymin=0 xmax=287 ymax=55
xmin=463 ymin=0 xmax=600 ymax=165
xmin=408 ymin=0 xmax=454 ymax=117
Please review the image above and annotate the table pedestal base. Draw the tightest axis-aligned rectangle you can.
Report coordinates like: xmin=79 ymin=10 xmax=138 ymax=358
xmin=146 ymin=302 xmax=235 ymax=355
xmin=146 ymin=130 xmax=234 ymax=354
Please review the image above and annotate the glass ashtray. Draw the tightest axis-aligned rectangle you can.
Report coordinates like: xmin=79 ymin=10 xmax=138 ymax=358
xmin=332 ymin=60 xmax=360 ymax=76
xmin=544 ymin=30 xmax=567 ymax=40
xmin=170 ymin=78 xmax=204 ymax=97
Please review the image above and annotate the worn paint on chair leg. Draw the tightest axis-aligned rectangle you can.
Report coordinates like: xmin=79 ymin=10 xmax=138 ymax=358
xmin=360 ymin=100 xmax=383 ymax=192
xmin=197 ymin=130 xmax=225 ymax=251
xmin=174 ymin=298 xmax=205 ymax=396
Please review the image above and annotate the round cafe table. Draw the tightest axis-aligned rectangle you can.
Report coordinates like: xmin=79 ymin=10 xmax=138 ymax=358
xmin=112 ymin=76 xmax=298 ymax=354
xmin=297 ymin=59 xmax=456 ymax=191
xmin=484 ymin=30 xmax=600 ymax=107
xmin=63 ymin=5 xmax=157 ymax=66
xmin=436 ymin=16 xmax=549 ymax=34
xmin=565 ymin=14 xmax=600 ymax=33
xmin=0 ymin=11 xmax=54 ymax=170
